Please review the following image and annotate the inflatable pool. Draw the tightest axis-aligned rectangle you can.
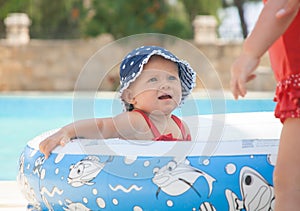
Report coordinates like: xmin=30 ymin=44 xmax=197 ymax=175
xmin=17 ymin=112 xmax=281 ymax=211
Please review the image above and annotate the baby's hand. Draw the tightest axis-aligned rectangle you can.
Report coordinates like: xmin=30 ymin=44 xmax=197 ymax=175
xmin=39 ymin=129 xmax=71 ymax=159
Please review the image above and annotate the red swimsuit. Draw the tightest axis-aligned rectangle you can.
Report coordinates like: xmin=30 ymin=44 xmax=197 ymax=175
xmin=263 ymin=0 xmax=300 ymax=123
xmin=133 ymin=109 xmax=191 ymax=141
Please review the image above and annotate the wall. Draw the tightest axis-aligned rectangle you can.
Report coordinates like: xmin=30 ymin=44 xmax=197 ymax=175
xmin=0 ymin=35 xmax=276 ymax=92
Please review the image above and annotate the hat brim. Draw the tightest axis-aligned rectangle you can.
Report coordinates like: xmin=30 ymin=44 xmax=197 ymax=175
xmin=119 ymin=46 xmax=196 ymax=111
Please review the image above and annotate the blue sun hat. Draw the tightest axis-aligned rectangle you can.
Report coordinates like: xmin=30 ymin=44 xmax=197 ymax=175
xmin=119 ymin=46 xmax=196 ymax=111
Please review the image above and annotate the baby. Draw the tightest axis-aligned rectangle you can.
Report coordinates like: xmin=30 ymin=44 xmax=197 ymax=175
xmin=39 ymin=46 xmax=196 ymax=158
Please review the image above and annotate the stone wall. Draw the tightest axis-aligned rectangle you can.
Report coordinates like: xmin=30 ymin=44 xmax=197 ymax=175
xmin=193 ymin=41 xmax=276 ymax=91
xmin=0 ymin=35 xmax=276 ymax=92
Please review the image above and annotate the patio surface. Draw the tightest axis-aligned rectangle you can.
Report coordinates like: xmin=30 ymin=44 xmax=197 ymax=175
xmin=0 ymin=181 xmax=27 ymax=211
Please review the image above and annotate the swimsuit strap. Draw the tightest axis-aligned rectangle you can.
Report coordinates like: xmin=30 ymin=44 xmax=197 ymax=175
xmin=133 ymin=109 xmax=161 ymax=137
xmin=133 ymin=109 xmax=188 ymax=139
xmin=170 ymin=115 xmax=188 ymax=139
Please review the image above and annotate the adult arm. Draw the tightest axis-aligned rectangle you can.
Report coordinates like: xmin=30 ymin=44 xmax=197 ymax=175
xmin=276 ymin=0 xmax=300 ymax=18
xmin=230 ymin=0 xmax=299 ymax=99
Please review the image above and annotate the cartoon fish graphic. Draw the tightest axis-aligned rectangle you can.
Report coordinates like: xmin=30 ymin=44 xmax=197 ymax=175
xmin=33 ymin=155 xmax=45 ymax=177
xmin=152 ymin=159 xmax=215 ymax=198
xmin=199 ymin=202 xmax=216 ymax=211
xmin=18 ymin=152 xmax=25 ymax=173
xmin=63 ymin=199 xmax=91 ymax=211
xmin=18 ymin=154 xmax=41 ymax=211
xmin=41 ymin=195 xmax=53 ymax=211
xmin=67 ymin=156 xmax=113 ymax=187
xmin=18 ymin=173 xmax=40 ymax=210
xmin=226 ymin=166 xmax=275 ymax=211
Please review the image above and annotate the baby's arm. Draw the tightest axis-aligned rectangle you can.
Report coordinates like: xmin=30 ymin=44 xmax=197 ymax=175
xmin=39 ymin=117 xmax=118 ymax=158
xmin=39 ymin=111 xmax=148 ymax=158
xmin=231 ymin=0 xmax=299 ymax=99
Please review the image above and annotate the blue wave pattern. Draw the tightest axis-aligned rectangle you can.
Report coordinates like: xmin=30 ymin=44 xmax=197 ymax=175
xmin=18 ymin=145 xmax=275 ymax=211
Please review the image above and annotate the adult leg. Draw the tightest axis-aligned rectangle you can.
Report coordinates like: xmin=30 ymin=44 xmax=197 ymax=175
xmin=274 ymin=118 xmax=300 ymax=210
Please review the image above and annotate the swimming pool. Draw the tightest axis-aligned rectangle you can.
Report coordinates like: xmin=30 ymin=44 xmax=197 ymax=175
xmin=0 ymin=92 xmax=276 ymax=180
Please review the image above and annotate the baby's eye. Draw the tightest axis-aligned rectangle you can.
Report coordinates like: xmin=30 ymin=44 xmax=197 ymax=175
xmin=168 ymin=75 xmax=177 ymax=81
xmin=148 ymin=77 xmax=158 ymax=82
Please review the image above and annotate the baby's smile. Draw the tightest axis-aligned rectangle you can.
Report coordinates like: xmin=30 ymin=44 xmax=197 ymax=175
xmin=158 ymin=94 xmax=172 ymax=100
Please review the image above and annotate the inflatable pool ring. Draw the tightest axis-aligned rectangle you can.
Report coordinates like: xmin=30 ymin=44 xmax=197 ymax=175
xmin=17 ymin=112 xmax=281 ymax=211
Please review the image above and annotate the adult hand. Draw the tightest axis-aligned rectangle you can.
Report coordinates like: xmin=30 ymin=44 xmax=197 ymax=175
xmin=230 ymin=53 xmax=260 ymax=99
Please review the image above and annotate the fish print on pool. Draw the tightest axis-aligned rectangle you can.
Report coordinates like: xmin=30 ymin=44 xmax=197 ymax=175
xmin=18 ymin=145 xmax=276 ymax=211
xmin=152 ymin=159 xmax=215 ymax=198
xmin=225 ymin=167 xmax=275 ymax=211
xmin=67 ymin=156 xmax=113 ymax=187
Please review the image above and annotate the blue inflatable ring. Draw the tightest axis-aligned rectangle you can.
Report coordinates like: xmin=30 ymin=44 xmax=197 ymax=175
xmin=17 ymin=112 xmax=281 ymax=211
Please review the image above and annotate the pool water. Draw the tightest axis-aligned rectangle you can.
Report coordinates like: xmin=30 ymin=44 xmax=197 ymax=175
xmin=0 ymin=94 xmax=276 ymax=180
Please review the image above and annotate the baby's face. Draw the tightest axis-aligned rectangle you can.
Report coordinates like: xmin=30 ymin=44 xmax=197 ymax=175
xmin=127 ymin=56 xmax=182 ymax=114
